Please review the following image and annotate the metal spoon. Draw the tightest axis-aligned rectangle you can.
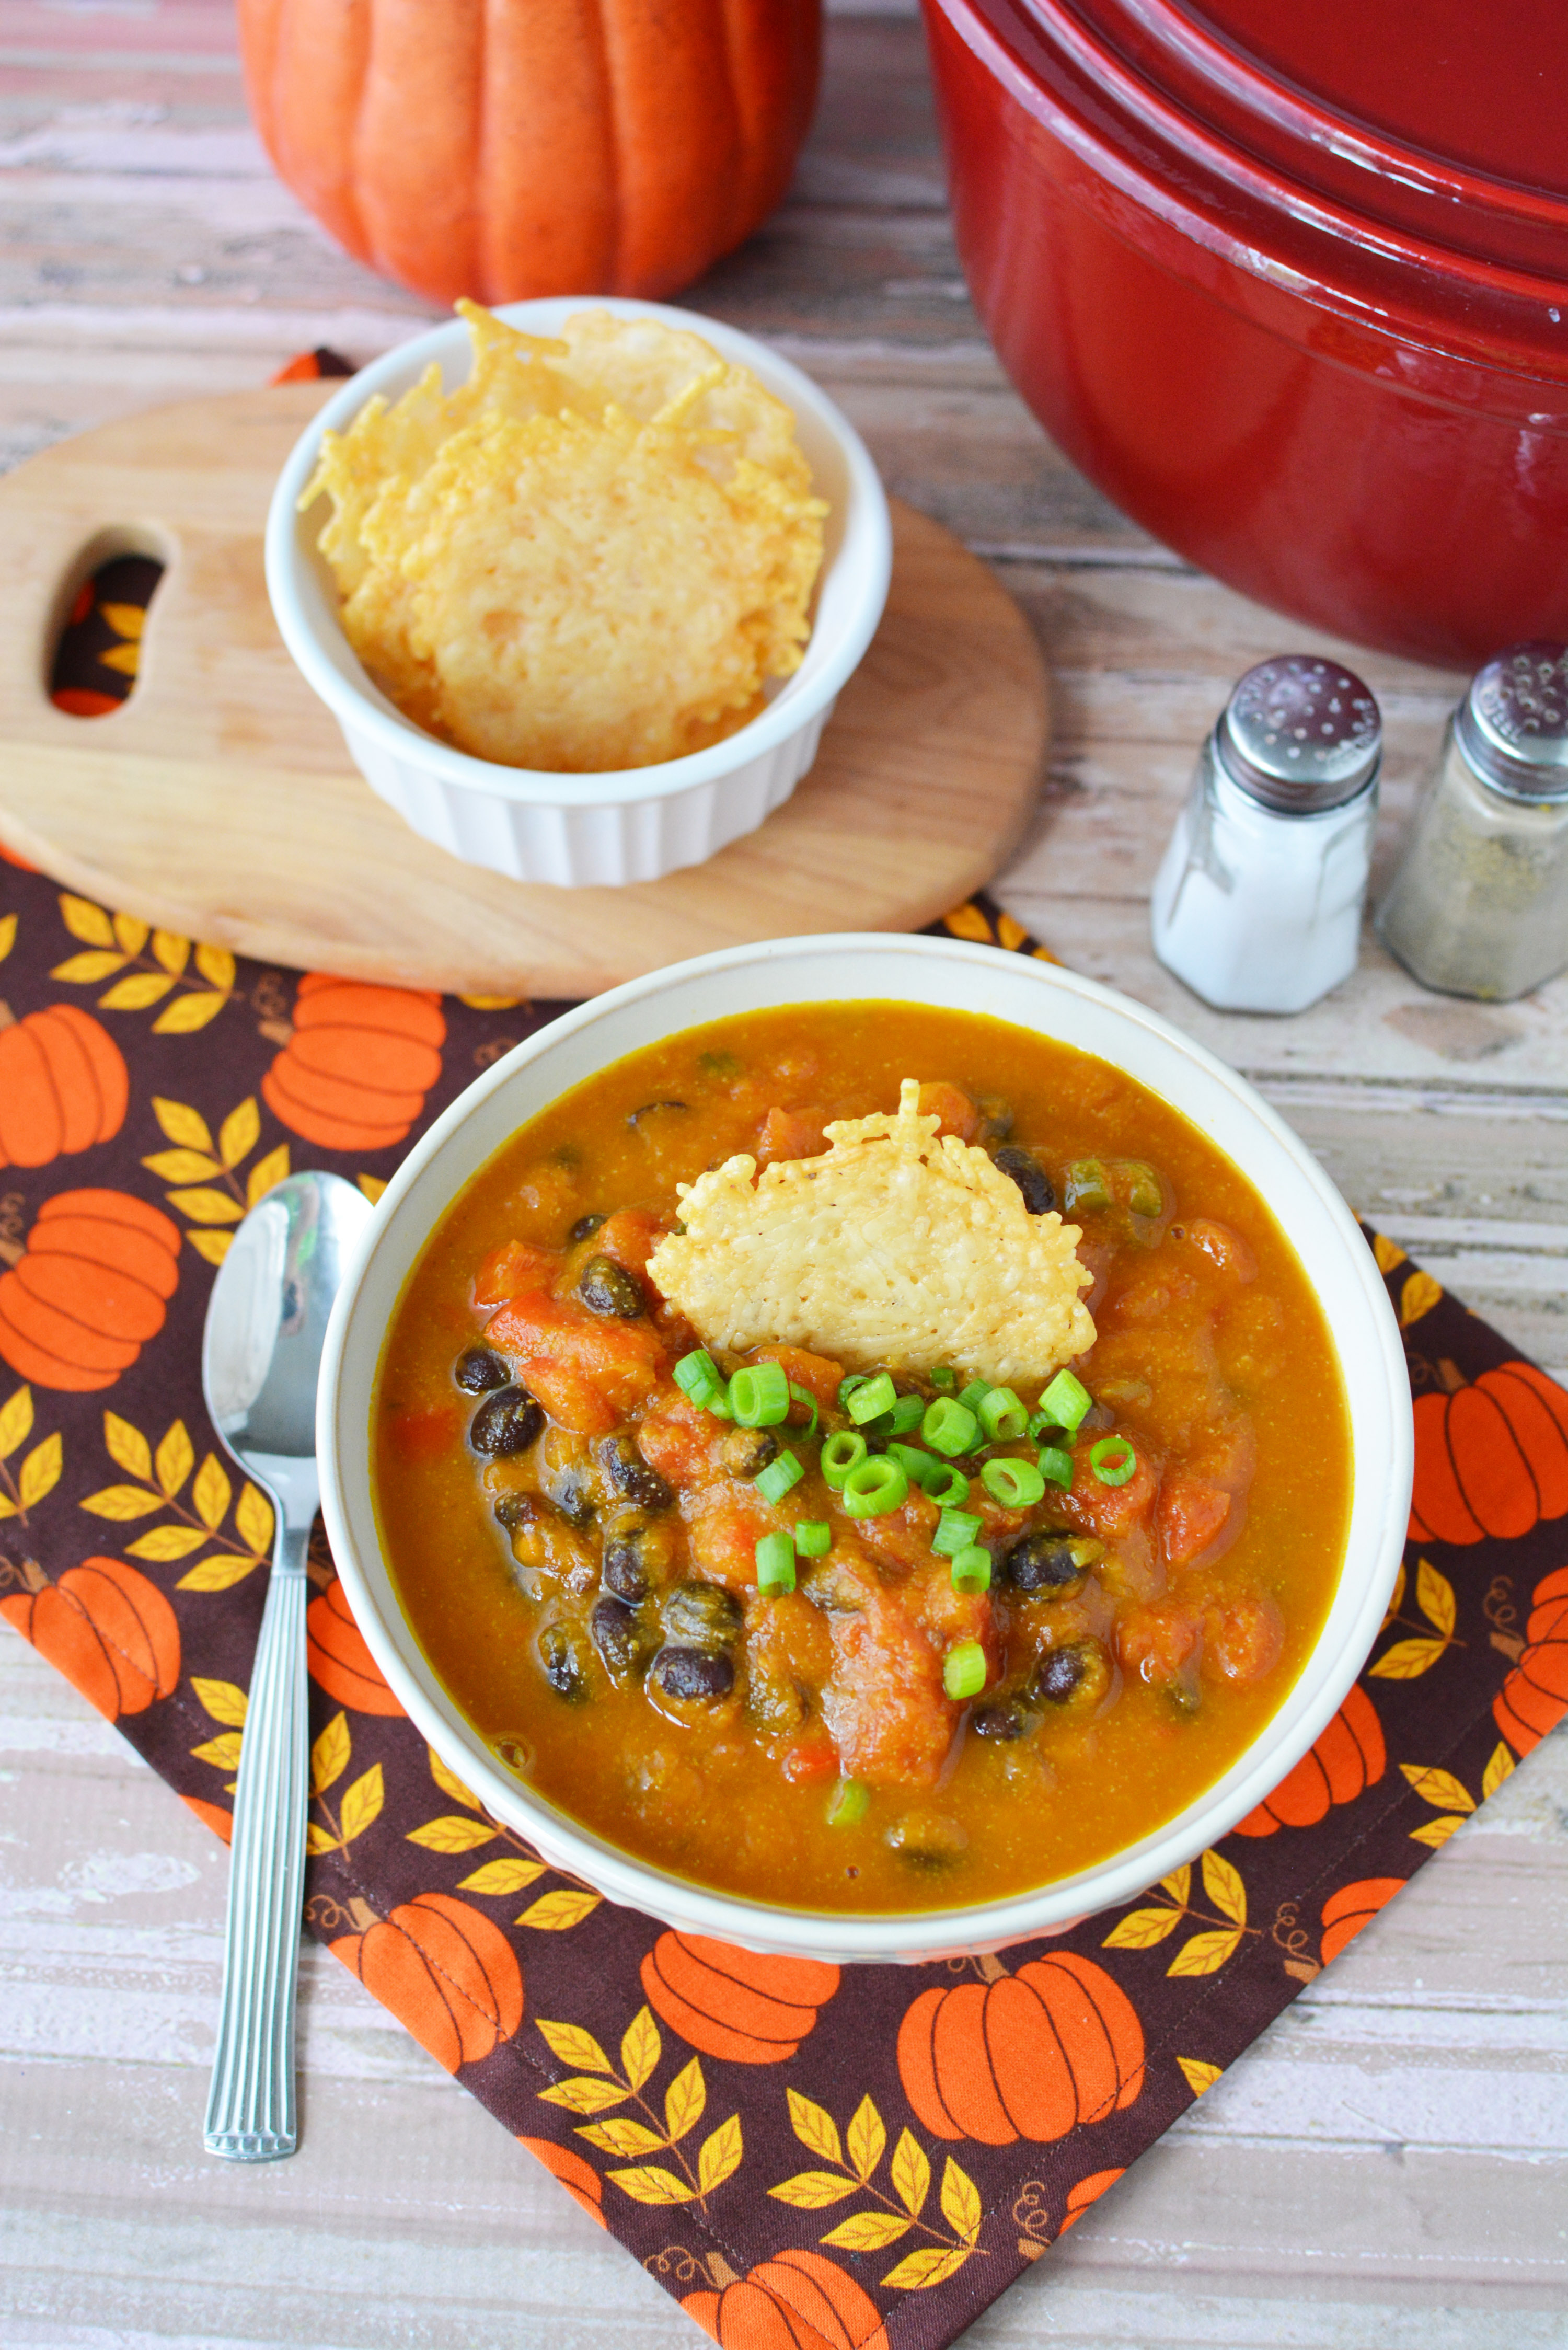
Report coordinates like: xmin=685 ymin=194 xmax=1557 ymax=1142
xmin=199 ymin=1169 xmax=372 ymax=2160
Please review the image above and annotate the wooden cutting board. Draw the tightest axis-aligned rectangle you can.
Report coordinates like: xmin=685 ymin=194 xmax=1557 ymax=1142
xmin=0 ymin=383 xmax=1048 ymax=998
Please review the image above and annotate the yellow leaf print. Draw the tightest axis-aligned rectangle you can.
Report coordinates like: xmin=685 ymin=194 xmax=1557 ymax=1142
xmin=156 ymin=1421 xmax=193 ymax=1500
xmin=0 ymin=1387 xmax=33 ymax=1460
xmin=1177 ymin=2057 xmax=1223 ymax=2098
xmin=154 ymin=1099 xmax=215 ymax=1153
xmin=312 ymin=1712 xmax=350 ymax=1796
xmin=603 ymin=2164 xmax=697 ymax=2207
xmin=457 ymin=1858 xmax=543 ymax=1897
xmin=1400 ymin=1269 xmax=1442 ymax=1327
xmin=881 ymin=2247 xmax=970 ymax=2291
xmin=1371 ymin=1231 xmax=1408 ymax=1274
xmin=153 ymin=990 xmax=228 ymax=1034
xmin=405 ymin=1814 xmax=495 ymax=1853
xmin=943 ymin=901 xmax=993 ymax=943
xmin=1168 ymin=1926 xmax=1243 ymax=1977
xmin=1399 ymin=1763 xmax=1474 ymax=1814
xmin=99 ymin=602 xmax=146 ymax=641
xmin=98 ymin=972 xmax=174 ymax=1011
xmin=787 ymin=2088 xmax=843 ymax=2168
xmin=192 ymin=1677 xmax=249 ymax=1727
xmin=59 ymin=893 xmax=114 ymax=948
xmin=515 ymin=1887 xmax=599 ymax=1930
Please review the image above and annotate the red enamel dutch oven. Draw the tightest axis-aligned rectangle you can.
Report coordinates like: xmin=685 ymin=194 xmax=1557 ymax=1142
xmin=923 ymin=0 xmax=1568 ymax=666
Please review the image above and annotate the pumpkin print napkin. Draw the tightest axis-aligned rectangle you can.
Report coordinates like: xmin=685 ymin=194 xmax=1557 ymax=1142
xmin=2 ymin=571 xmax=1564 ymax=2349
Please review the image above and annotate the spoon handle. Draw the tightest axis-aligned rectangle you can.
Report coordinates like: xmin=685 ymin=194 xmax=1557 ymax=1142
xmin=204 ymin=1514 xmax=311 ymax=2160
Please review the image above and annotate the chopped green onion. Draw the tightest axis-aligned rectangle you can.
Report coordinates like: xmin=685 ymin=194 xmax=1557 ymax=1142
xmin=889 ymin=1442 xmax=941 ymax=1492
xmin=924 ymin=1460 xmax=971 ymax=1508
xmin=1064 ymin=1157 xmax=1111 ymax=1214
xmin=932 ymin=1507 xmax=984 ymax=1557
xmin=958 ymin=1377 xmax=992 ymax=1415
xmin=838 ymin=1374 xmax=869 ymax=1408
xmin=674 ymin=1347 xmax=721 ymax=1401
xmin=943 ymin=1640 xmax=987 ymax=1701
xmin=848 ymin=1372 xmax=897 ymax=1425
xmin=1090 ymin=1435 xmax=1138 ymax=1488
xmin=827 ymin=1778 xmax=869 ymax=1827
xmin=930 ymin=1366 xmax=956 ymax=1392
xmin=950 ymin=1544 xmax=992 ymax=1594
xmin=1038 ymin=1368 xmax=1093 ymax=1434
xmin=755 ymin=1530 xmax=796 ymax=1594
xmin=755 ymin=1449 xmax=804 ymax=1504
xmin=1038 ymin=1445 xmax=1074 ymax=1490
xmin=982 ymin=1456 xmax=1046 ymax=1509
xmin=978 ymin=1385 xmax=1028 ymax=1443
xmin=841 ymin=1455 xmax=909 ymax=1517
xmin=794 ymin=1519 xmax=832 ymax=1558
xmin=787 ymin=1381 xmax=820 ymax=1441
xmin=921 ymin=1397 xmax=979 ymax=1457
xmin=730 ymin=1360 xmax=790 ymax=1427
xmin=888 ymin=1393 xmax=926 ymax=1436
xmin=821 ymin=1430 xmax=868 ymax=1489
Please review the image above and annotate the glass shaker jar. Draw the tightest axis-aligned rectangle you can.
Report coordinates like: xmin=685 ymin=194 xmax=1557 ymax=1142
xmin=1150 ymin=656 xmax=1382 ymax=1013
xmin=1377 ymin=642 xmax=1568 ymax=1000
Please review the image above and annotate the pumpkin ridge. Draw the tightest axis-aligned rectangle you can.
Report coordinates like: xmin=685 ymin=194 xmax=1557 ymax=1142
xmin=0 ymin=1281 xmax=141 ymax=1373
xmin=1484 ymin=1367 xmax=1568 ymax=1518
xmin=36 ymin=1005 xmax=100 ymax=1156
xmin=0 ymin=1023 xmax=59 ymax=1167
xmin=0 ymin=1292 xmax=119 ymax=1390
xmin=640 ymin=1941 xmax=800 ymax=2063
xmin=37 ymin=1188 xmax=180 ymax=1250
xmin=26 ymin=1214 xmax=180 ymax=1298
xmin=260 ymin=1066 xmax=415 ymax=1153
xmin=66 ymin=1559 xmax=179 ymax=1705
xmin=264 ymin=1049 xmax=428 ymax=1121
xmin=660 ymin=1938 xmax=821 ymax=2038
xmin=16 ymin=1254 xmax=167 ymax=1343
xmin=677 ymin=1934 xmax=838 ymax=2010
xmin=57 ymin=1003 xmax=129 ymax=1143
xmin=402 ymin=1897 xmax=505 ymax=2033
xmin=26 ymin=1585 xmax=121 ymax=1716
xmin=1019 ymin=1957 xmax=1118 ymax=2133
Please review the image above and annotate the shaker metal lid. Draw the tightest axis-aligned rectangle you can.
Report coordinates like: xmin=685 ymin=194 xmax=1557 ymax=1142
xmin=1457 ymin=641 xmax=1568 ymax=803
xmin=1216 ymin=656 xmax=1382 ymax=813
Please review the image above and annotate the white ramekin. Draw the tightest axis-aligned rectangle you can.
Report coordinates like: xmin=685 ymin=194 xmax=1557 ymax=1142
xmin=265 ymin=297 xmax=892 ymax=889
xmin=317 ymin=936 xmax=1412 ymax=1966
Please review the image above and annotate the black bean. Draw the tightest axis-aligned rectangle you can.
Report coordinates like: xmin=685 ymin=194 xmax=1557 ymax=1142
xmin=628 ymin=1099 xmax=689 ymax=1126
xmin=591 ymin=1596 xmax=649 ymax=1682
xmin=493 ymin=1492 xmax=537 ymax=1531
xmin=1031 ymin=1641 xmax=1111 ymax=1708
xmin=661 ymin=1580 xmax=742 ymax=1647
xmin=469 ymin=1385 xmax=544 ymax=1457
xmin=720 ymin=1425 xmax=780 ymax=1477
xmin=1004 ymin=1531 xmax=1088 ymax=1596
xmin=539 ymin=1457 xmax=595 ymax=1528
xmin=994 ymin=1145 xmax=1056 ymax=1216
xmin=599 ymin=1433 xmax=672 ymax=1512
xmin=569 ymin=1212 xmax=607 ymax=1242
xmin=454 ymin=1344 xmax=511 ymax=1394
xmin=602 ymin=1530 xmax=651 ymax=1602
xmin=972 ymin=1696 xmax=1033 ymax=1741
xmin=579 ymin=1255 xmax=645 ymax=1319
xmin=539 ymin=1622 xmax=589 ymax=1701
xmin=651 ymin=1645 xmax=734 ymax=1701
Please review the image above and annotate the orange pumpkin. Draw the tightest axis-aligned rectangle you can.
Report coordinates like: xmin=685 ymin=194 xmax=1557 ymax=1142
xmin=182 ymin=1794 xmax=235 ymax=1845
xmin=0 ymin=1554 xmax=179 ymax=1720
xmin=261 ymin=973 xmax=446 ymax=1153
xmin=1320 ymin=1876 xmax=1403 ymax=1966
xmin=0 ymin=1188 xmax=180 ymax=1392
xmin=517 ymin=2135 xmax=605 ymax=2228
xmin=0 ymin=1005 xmax=128 ymax=1168
xmin=1409 ymin=1360 xmax=1568 ymax=1545
xmin=331 ymin=1892 xmax=524 ymax=2073
xmin=898 ymin=1952 xmax=1145 ymax=2146
xmin=1233 ymin=1681 xmax=1385 ymax=1836
xmin=1058 ymin=2165 xmax=1125 ymax=2235
xmin=237 ymin=0 xmax=821 ymax=308
xmin=1493 ymin=1564 xmax=1568 ymax=1757
xmin=684 ymin=2248 xmax=890 ymax=2350
xmin=307 ymin=1575 xmax=405 ymax=1715
xmin=639 ymin=1930 xmax=840 ymax=2064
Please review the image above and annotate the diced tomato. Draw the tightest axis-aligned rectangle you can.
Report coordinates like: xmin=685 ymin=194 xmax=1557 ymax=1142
xmin=1203 ymin=1592 xmax=1283 ymax=1683
xmin=486 ymin=1290 xmax=665 ymax=1432
xmin=1056 ymin=1433 xmax=1161 ymax=1538
xmin=1159 ymin=1474 xmax=1233 ymax=1568
xmin=822 ymin=1585 xmax=957 ymax=1789
xmin=1177 ymin=1219 xmax=1258 ymax=1281
xmin=854 ymin=1487 xmax=941 ymax=1570
xmin=637 ymin=1391 xmax=724 ymax=1487
xmin=594 ymin=1208 xmax=670 ymax=1281
xmin=472 ymin=1238 xmax=560 ymax=1306
xmin=757 ymin=1105 xmax=827 ymax=1164
xmin=513 ymin=1357 xmax=616 ymax=1435
xmin=687 ymin=1491 xmax=775 ymax=1589
xmin=915 ymin=1080 xmax=981 ymax=1142
xmin=751 ymin=1344 xmax=844 ymax=1416
xmin=781 ymin=1728 xmax=838 ymax=1784
xmin=388 ymin=1404 xmax=459 ymax=1464
xmin=1116 ymin=1598 xmax=1203 ymax=1688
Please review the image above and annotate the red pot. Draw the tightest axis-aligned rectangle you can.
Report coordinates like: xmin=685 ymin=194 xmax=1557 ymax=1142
xmin=923 ymin=0 xmax=1568 ymax=666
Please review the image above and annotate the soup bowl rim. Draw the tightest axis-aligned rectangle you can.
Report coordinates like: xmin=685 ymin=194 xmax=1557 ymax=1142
xmin=316 ymin=932 xmax=1412 ymax=1965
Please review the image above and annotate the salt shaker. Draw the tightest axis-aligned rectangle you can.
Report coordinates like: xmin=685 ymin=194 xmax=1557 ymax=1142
xmin=1377 ymin=642 xmax=1568 ymax=1000
xmin=1150 ymin=656 xmax=1382 ymax=1013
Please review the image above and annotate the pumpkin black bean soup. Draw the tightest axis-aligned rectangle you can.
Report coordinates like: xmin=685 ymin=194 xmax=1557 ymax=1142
xmin=372 ymin=1004 xmax=1351 ymax=1913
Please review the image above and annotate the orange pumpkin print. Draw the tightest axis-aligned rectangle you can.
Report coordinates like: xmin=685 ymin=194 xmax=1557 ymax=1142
xmin=0 ymin=1553 xmax=178 ymax=1720
xmin=684 ymin=2248 xmax=890 ymax=2350
xmin=897 ymin=1952 xmax=1144 ymax=2146
xmin=1320 ymin=1876 xmax=1404 ymax=1965
xmin=261 ymin=973 xmax=446 ymax=1152
xmin=1409 ymin=1360 xmax=1568 ymax=1545
xmin=1232 ymin=1682 xmax=1385 ymax=1835
xmin=518 ymin=2135 xmax=605 ymax=2227
xmin=181 ymin=1793 xmax=235 ymax=1845
xmin=1493 ymin=1564 xmax=1568 ymax=1758
xmin=0 ymin=1004 xmax=128 ymax=1168
xmin=0 ymin=1188 xmax=180 ymax=1391
xmin=639 ymin=1931 xmax=840 ymax=2064
xmin=307 ymin=1575 xmax=405 ymax=1715
xmin=331 ymin=1892 xmax=524 ymax=2073
xmin=1058 ymin=2165 xmax=1125 ymax=2234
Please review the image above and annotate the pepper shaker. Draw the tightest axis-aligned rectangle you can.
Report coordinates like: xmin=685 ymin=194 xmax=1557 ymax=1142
xmin=1377 ymin=642 xmax=1568 ymax=1000
xmin=1150 ymin=656 xmax=1382 ymax=1013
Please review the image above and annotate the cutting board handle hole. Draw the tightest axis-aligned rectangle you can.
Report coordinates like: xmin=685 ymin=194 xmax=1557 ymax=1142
xmin=48 ymin=525 xmax=169 ymax=719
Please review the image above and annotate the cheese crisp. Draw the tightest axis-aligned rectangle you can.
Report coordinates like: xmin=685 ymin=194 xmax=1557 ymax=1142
xmin=301 ymin=302 xmax=828 ymax=773
xmin=648 ymin=1079 xmax=1097 ymax=1385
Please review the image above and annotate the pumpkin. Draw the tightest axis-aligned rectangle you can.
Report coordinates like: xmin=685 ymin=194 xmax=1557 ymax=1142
xmin=307 ymin=1575 xmax=405 ymax=1715
xmin=261 ymin=973 xmax=446 ymax=1153
xmin=182 ymin=1794 xmax=235 ymax=1845
xmin=1409 ymin=1359 xmax=1568 ymax=1545
xmin=0 ymin=1188 xmax=180 ymax=1392
xmin=639 ymin=1930 xmax=840 ymax=2064
xmin=1320 ymin=1876 xmax=1403 ymax=1966
xmin=683 ymin=2248 xmax=890 ymax=2350
xmin=518 ymin=2135 xmax=605 ymax=2227
xmin=0 ymin=1004 xmax=128 ymax=1168
xmin=331 ymin=1892 xmax=524 ymax=2073
xmin=0 ymin=1554 xmax=179 ymax=1720
xmin=1232 ymin=1682 xmax=1385 ymax=1836
xmin=237 ymin=0 xmax=822 ymax=309
xmin=897 ymin=1951 xmax=1144 ymax=2147
xmin=1058 ymin=2165 xmax=1125 ymax=2235
xmin=1493 ymin=1564 xmax=1568 ymax=1758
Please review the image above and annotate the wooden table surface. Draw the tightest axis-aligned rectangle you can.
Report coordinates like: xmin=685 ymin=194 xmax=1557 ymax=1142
xmin=2 ymin=5 xmax=1564 ymax=2344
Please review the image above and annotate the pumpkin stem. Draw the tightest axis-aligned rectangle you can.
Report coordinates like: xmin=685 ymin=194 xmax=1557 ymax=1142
xmin=0 ymin=1554 xmax=48 ymax=1593
xmin=0 ymin=1238 xmax=19 ymax=1269
xmin=974 ymin=1951 xmax=1008 ymax=1983
xmin=0 ymin=998 xmax=14 ymax=1033
xmin=1283 ymin=1957 xmax=1321 ymax=1984
xmin=705 ymin=2254 xmax=740 ymax=2290
xmin=344 ymin=1895 xmax=379 ymax=1933
xmin=1489 ymin=1629 xmax=1525 ymax=1663
xmin=257 ymin=1017 xmax=294 ymax=1047
xmin=1436 ymin=1357 xmax=1466 ymax=1393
